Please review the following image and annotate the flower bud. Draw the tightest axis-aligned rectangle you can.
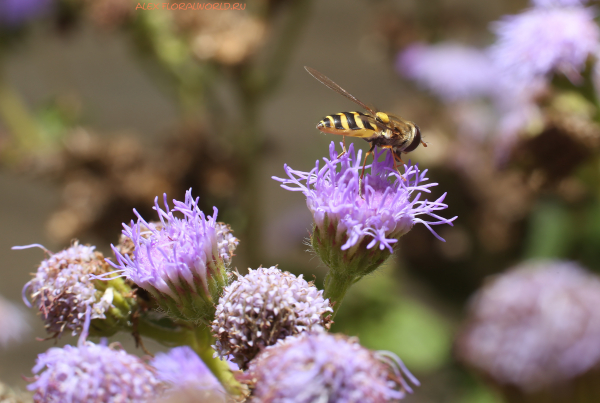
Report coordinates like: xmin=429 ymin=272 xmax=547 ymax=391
xmin=212 ymin=267 xmax=332 ymax=369
xmin=19 ymin=242 xmax=135 ymax=338
xmin=28 ymin=338 xmax=161 ymax=402
xmin=246 ymin=332 xmax=419 ymax=402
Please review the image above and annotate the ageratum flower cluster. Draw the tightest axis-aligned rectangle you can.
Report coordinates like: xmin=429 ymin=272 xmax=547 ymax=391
xmin=28 ymin=311 xmax=162 ymax=403
xmin=457 ymin=260 xmax=600 ymax=394
xmin=17 ymin=141 xmax=430 ymax=401
xmin=274 ymin=142 xmax=455 ymax=279
xmin=212 ymin=266 xmax=332 ymax=369
xmin=20 ymin=242 xmax=134 ymax=337
xmin=247 ymin=332 xmax=419 ymax=403
xmin=491 ymin=6 xmax=600 ymax=84
xmin=108 ymin=189 xmax=238 ymax=324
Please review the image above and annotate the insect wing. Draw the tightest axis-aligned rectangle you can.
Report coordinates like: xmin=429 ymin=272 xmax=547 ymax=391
xmin=358 ymin=114 xmax=389 ymax=133
xmin=387 ymin=114 xmax=415 ymax=135
xmin=305 ymin=66 xmax=378 ymax=116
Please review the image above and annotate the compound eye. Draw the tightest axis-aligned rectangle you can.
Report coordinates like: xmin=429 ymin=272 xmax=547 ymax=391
xmin=403 ymin=126 xmax=422 ymax=153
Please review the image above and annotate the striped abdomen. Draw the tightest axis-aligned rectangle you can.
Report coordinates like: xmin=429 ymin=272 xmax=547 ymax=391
xmin=316 ymin=112 xmax=378 ymax=139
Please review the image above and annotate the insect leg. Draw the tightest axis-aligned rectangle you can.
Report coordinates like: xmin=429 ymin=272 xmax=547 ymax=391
xmin=392 ymin=151 xmax=408 ymax=181
xmin=337 ymin=136 xmax=347 ymax=159
xmin=358 ymin=143 xmax=376 ymax=198
xmin=380 ymin=146 xmax=406 ymax=180
xmin=360 ymin=143 xmax=376 ymax=180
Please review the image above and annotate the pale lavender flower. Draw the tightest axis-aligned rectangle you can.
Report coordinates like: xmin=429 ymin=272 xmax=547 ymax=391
xmin=397 ymin=42 xmax=497 ymax=102
xmin=456 ymin=260 xmax=600 ymax=392
xmin=212 ymin=266 xmax=332 ymax=369
xmin=397 ymin=42 xmax=545 ymax=157
xmin=246 ymin=332 xmax=419 ymax=403
xmin=108 ymin=189 xmax=237 ymax=323
xmin=18 ymin=243 xmax=114 ymax=337
xmin=532 ymin=0 xmax=590 ymax=7
xmin=490 ymin=7 xmax=600 ymax=84
xmin=28 ymin=312 xmax=162 ymax=403
xmin=0 ymin=0 xmax=53 ymax=27
xmin=0 ymin=294 xmax=29 ymax=347
xmin=273 ymin=142 xmax=455 ymax=254
xmin=152 ymin=346 xmax=225 ymax=402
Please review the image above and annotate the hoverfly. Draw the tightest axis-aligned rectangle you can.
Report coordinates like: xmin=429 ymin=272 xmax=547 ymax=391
xmin=305 ymin=66 xmax=426 ymax=178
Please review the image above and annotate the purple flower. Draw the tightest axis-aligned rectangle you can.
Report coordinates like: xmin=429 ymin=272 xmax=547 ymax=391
xmin=396 ymin=42 xmax=545 ymax=157
xmin=456 ymin=260 xmax=600 ymax=392
xmin=274 ymin=142 xmax=455 ymax=254
xmin=152 ymin=346 xmax=226 ymax=402
xmin=28 ymin=339 xmax=161 ymax=402
xmin=490 ymin=6 xmax=600 ymax=84
xmin=19 ymin=243 xmax=116 ymax=337
xmin=108 ymin=189 xmax=237 ymax=323
xmin=212 ymin=267 xmax=332 ymax=369
xmin=246 ymin=332 xmax=419 ymax=402
xmin=0 ymin=0 xmax=53 ymax=27
xmin=397 ymin=42 xmax=497 ymax=102
xmin=0 ymin=294 xmax=29 ymax=347
xmin=531 ymin=0 xmax=590 ymax=7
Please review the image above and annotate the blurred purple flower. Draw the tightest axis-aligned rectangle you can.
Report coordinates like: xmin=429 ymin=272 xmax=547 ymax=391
xmin=531 ymin=0 xmax=590 ymax=7
xmin=397 ymin=42 xmax=497 ymax=102
xmin=212 ymin=267 xmax=332 ymax=369
xmin=0 ymin=0 xmax=53 ymax=27
xmin=457 ymin=260 xmax=600 ymax=392
xmin=152 ymin=346 xmax=225 ymax=402
xmin=273 ymin=142 xmax=456 ymax=254
xmin=0 ymin=294 xmax=29 ymax=348
xmin=490 ymin=6 xmax=600 ymax=84
xmin=108 ymin=189 xmax=237 ymax=323
xmin=396 ymin=40 xmax=547 ymax=158
xmin=29 ymin=310 xmax=161 ymax=403
xmin=246 ymin=332 xmax=419 ymax=402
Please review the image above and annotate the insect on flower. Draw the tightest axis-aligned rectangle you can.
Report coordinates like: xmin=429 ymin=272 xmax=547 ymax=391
xmin=305 ymin=66 xmax=427 ymax=178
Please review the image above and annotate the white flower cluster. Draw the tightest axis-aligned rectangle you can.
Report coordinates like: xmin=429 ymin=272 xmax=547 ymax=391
xmin=212 ymin=266 xmax=332 ymax=368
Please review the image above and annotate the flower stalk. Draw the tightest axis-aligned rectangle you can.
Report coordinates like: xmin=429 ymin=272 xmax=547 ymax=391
xmin=136 ymin=314 xmax=242 ymax=396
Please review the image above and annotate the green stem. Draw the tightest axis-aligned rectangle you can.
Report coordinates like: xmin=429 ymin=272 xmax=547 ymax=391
xmin=191 ymin=326 xmax=243 ymax=396
xmin=323 ymin=271 xmax=356 ymax=317
xmin=137 ymin=318 xmax=242 ymax=395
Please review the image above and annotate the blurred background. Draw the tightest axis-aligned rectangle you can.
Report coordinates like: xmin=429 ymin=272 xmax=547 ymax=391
xmin=2 ymin=0 xmax=599 ymax=401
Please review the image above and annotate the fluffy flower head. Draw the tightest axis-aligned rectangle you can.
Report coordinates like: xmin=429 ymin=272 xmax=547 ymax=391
xmin=20 ymin=243 xmax=115 ymax=337
xmin=28 ymin=339 xmax=161 ymax=403
xmin=457 ymin=260 xmax=600 ymax=391
xmin=247 ymin=332 xmax=419 ymax=403
xmin=397 ymin=42 xmax=497 ymax=102
xmin=109 ymin=189 xmax=237 ymax=323
xmin=274 ymin=142 xmax=455 ymax=276
xmin=212 ymin=267 xmax=332 ymax=369
xmin=490 ymin=6 xmax=600 ymax=83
